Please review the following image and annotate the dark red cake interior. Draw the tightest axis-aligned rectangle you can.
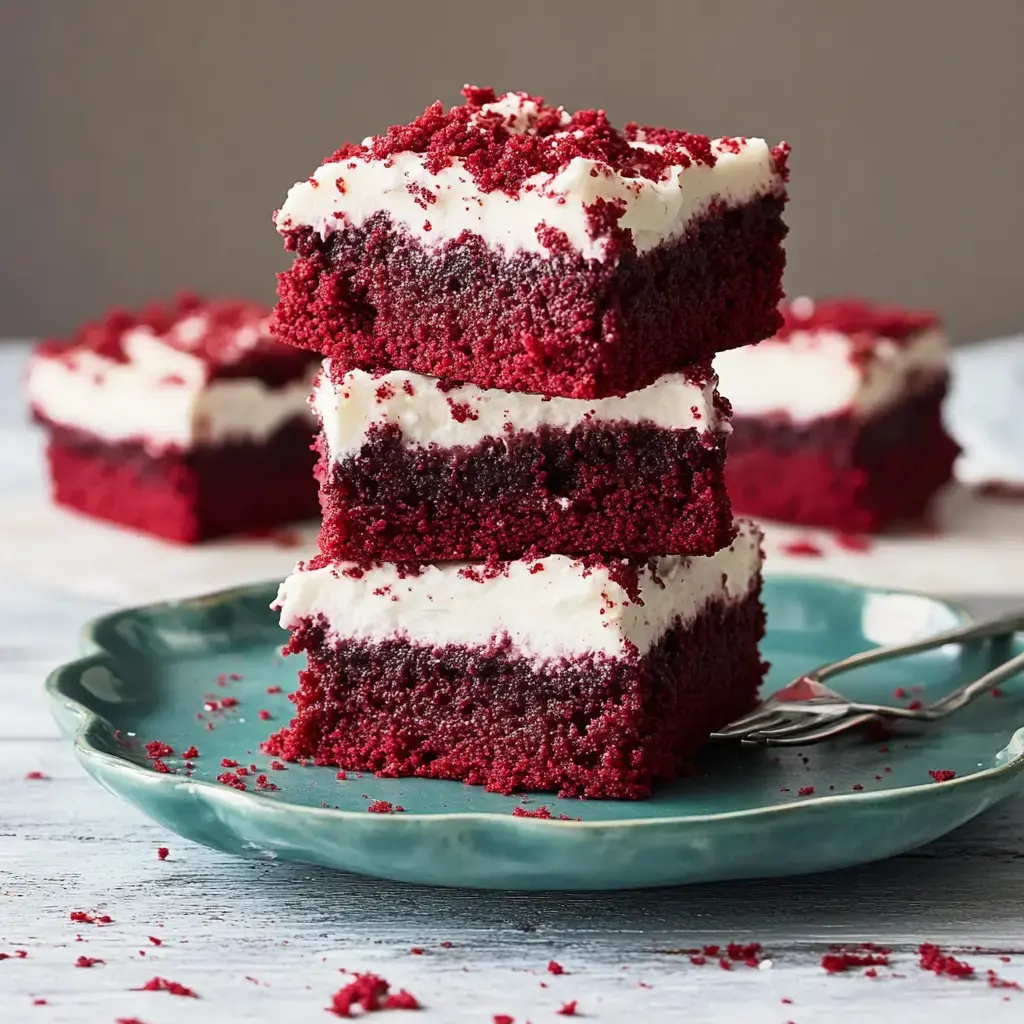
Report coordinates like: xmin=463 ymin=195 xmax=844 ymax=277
xmin=44 ymin=422 xmax=319 ymax=543
xmin=317 ymin=421 xmax=735 ymax=560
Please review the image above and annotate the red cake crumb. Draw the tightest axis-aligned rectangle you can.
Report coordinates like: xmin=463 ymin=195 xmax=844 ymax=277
xmin=929 ymin=769 xmax=956 ymax=783
xmin=328 ymin=972 xmax=419 ymax=1016
xmin=836 ymin=533 xmax=873 ymax=553
xmin=145 ymin=740 xmax=174 ymax=759
xmin=255 ymin=774 xmax=279 ymax=791
xmin=181 ymin=745 xmax=199 ymax=759
xmin=258 ymin=709 xmax=272 ymax=720
xmin=556 ymin=1001 xmax=578 ymax=1016
xmin=547 ymin=960 xmax=566 ymax=975
xmin=798 ymin=786 xmax=815 ymax=797
xmin=383 ymin=990 xmax=420 ymax=1010
xmin=150 ymin=759 xmax=173 ymax=774
xmin=366 ymin=800 xmax=393 ymax=813
xmin=918 ymin=943 xmax=974 ymax=978
xmin=220 ymin=696 xmax=239 ymax=708
xmin=221 ymin=758 xmax=239 ymax=768
xmin=70 ymin=910 xmax=112 ymax=925
xmin=781 ymin=539 xmax=824 ymax=558
xmin=157 ymin=847 xmax=169 ymax=861
xmin=987 ymin=970 xmax=1021 ymax=990
xmin=410 ymin=948 xmax=425 ymax=955
xmin=821 ymin=950 xmax=890 ymax=973
xmin=137 ymin=976 xmax=199 ymax=997
xmin=23 ymin=771 xmax=47 ymax=780
xmin=494 ymin=1017 xmax=515 ymax=1024
xmin=439 ymin=941 xmax=454 ymax=949
xmin=216 ymin=772 xmax=246 ymax=790
xmin=513 ymin=806 xmax=553 ymax=819
xmin=148 ymin=936 xmax=163 ymax=946
xmin=726 ymin=943 xmax=763 ymax=965
xmin=75 ymin=955 xmax=104 ymax=968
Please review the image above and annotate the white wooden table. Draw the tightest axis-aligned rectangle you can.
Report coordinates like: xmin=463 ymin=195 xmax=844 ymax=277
xmin=3 ymin=340 xmax=1024 ymax=1023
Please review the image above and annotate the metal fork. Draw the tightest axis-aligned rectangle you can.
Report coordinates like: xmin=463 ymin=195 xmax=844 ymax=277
xmin=710 ymin=608 xmax=1024 ymax=746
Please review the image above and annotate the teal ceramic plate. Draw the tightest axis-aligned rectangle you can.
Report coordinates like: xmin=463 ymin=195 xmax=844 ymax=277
xmin=47 ymin=577 xmax=1024 ymax=891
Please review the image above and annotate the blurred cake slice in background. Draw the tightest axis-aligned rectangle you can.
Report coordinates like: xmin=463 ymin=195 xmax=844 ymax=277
xmin=715 ymin=297 xmax=959 ymax=532
xmin=25 ymin=293 xmax=321 ymax=542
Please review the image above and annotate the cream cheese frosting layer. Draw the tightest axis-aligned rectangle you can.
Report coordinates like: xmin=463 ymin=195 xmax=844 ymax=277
xmin=275 ymin=94 xmax=783 ymax=262
xmin=714 ymin=327 xmax=949 ymax=424
xmin=314 ymin=362 xmax=727 ymax=461
xmin=275 ymin=521 xmax=762 ymax=665
xmin=27 ymin=329 xmax=316 ymax=452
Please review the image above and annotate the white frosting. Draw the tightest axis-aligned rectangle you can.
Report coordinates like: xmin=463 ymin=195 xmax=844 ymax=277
xmin=275 ymin=520 xmax=762 ymax=664
xmin=275 ymin=94 xmax=783 ymax=261
xmin=714 ymin=327 xmax=949 ymax=424
xmin=315 ymin=362 xmax=725 ymax=460
xmin=27 ymin=329 xmax=316 ymax=453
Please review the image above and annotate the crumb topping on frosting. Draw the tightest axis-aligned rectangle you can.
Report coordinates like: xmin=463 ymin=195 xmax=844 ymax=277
xmin=36 ymin=293 xmax=308 ymax=374
xmin=326 ymin=85 xmax=734 ymax=196
xmin=778 ymin=297 xmax=940 ymax=343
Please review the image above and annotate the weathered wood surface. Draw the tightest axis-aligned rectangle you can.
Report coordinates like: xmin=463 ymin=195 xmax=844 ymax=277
xmin=3 ymin=341 xmax=1024 ymax=1022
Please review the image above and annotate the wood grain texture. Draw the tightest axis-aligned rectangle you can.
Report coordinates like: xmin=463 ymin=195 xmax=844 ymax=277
xmin=2 ymin=344 xmax=1024 ymax=1021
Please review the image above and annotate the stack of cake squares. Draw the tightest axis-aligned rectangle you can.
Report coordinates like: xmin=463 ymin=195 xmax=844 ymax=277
xmin=264 ymin=88 xmax=791 ymax=800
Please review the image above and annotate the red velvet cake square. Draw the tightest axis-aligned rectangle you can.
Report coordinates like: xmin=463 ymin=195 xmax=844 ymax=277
xmin=313 ymin=360 xmax=736 ymax=561
xmin=26 ymin=294 xmax=322 ymax=543
xmin=273 ymin=86 xmax=790 ymax=399
xmin=715 ymin=298 xmax=960 ymax=532
xmin=265 ymin=520 xmax=766 ymax=799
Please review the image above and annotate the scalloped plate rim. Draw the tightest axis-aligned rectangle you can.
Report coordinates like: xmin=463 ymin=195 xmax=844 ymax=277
xmin=45 ymin=574 xmax=1024 ymax=831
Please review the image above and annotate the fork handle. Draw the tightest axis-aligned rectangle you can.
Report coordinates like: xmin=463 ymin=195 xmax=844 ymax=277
xmin=809 ymin=608 xmax=1024 ymax=685
xmin=831 ymin=643 xmax=1024 ymax=721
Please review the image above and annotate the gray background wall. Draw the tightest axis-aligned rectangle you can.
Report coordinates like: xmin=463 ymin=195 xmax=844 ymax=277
xmin=2 ymin=0 xmax=1022 ymax=342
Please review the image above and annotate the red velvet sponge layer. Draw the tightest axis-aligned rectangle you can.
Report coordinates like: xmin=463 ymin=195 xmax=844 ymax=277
xmin=275 ymin=194 xmax=787 ymax=399
xmin=43 ymin=421 xmax=319 ymax=543
xmin=264 ymin=589 xmax=767 ymax=800
xmin=317 ymin=421 xmax=735 ymax=561
xmin=725 ymin=380 xmax=959 ymax=532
